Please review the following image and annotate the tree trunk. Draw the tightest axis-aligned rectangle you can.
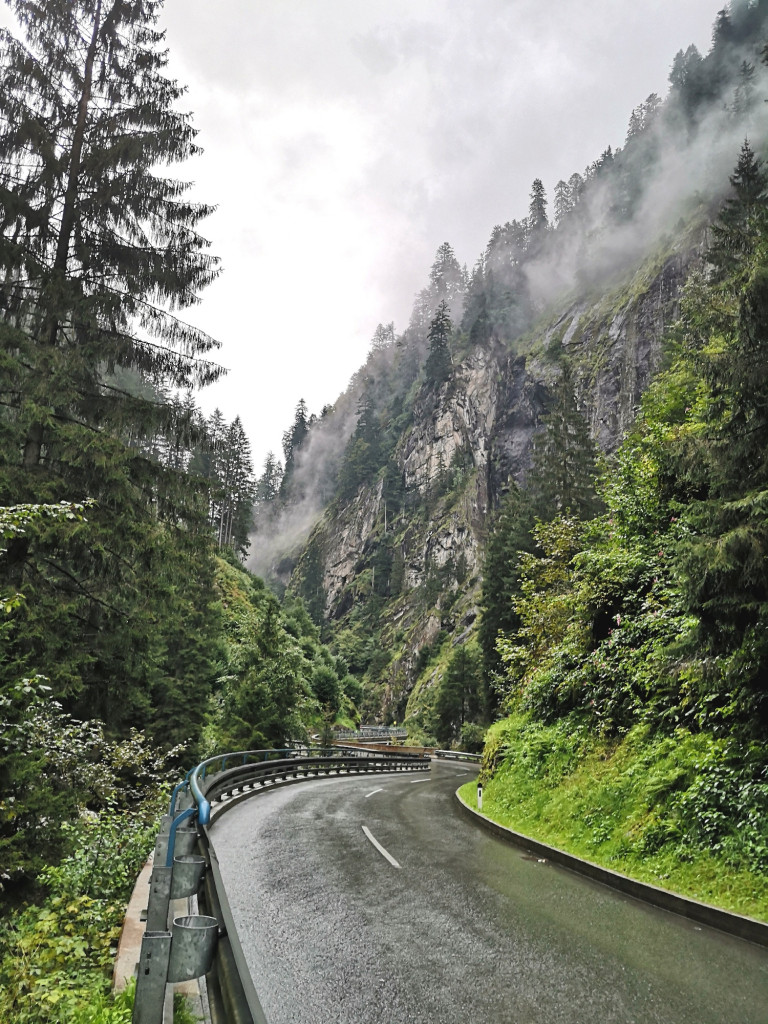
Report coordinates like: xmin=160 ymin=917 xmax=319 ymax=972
xmin=23 ymin=1 xmax=103 ymax=469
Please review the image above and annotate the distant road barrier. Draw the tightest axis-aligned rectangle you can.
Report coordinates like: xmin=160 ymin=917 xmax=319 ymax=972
xmin=334 ymin=726 xmax=408 ymax=740
xmin=434 ymin=749 xmax=482 ymax=763
xmin=132 ymin=746 xmax=429 ymax=1024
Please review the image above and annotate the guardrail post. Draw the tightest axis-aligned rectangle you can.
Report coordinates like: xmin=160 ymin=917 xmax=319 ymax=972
xmin=154 ymin=816 xmax=172 ymax=867
xmin=133 ymin=844 xmax=210 ymax=1024
xmin=133 ymin=931 xmax=172 ymax=1024
xmin=145 ymin=865 xmax=172 ymax=933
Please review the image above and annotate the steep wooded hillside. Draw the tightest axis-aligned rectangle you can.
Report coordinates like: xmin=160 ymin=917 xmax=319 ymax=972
xmin=290 ymin=230 xmax=702 ymax=729
xmin=251 ymin=0 xmax=768 ymax=743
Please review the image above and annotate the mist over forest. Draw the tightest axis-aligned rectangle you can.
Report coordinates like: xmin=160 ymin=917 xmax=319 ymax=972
xmin=250 ymin=4 xmax=768 ymax=577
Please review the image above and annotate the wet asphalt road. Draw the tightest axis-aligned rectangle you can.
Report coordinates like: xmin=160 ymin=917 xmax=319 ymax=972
xmin=210 ymin=761 xmax=768 ymax=1024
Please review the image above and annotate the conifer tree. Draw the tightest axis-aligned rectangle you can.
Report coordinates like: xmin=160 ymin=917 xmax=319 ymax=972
xmin=671 ymin=144 xmax=768 ymax=729
xmin=732 ymin=60 xmax=757 ymax=120
xmin=482 ymin=220 xmax=531 ymax=339
xmin=527 ymin=178 xmax=549 ymax=255
xmin=709 ymin=139 xmax=768 ymax=280
xmin=667 ymin=44 xmax=705 ymax=124
xmin=478 ymin=482 xmax=538 ymax=709
xmin=255 ymin=452 xmax=283 ymax=505
xmin=297 ymin=534 xmax=326 ymax=627
xmin=0 ymin=0 xmax=223 ymax=729
xmin=568 ymin=172 xmax=585 ymax=207
xmin=0 ymin=1 xmax=222 ymax=469
xmin=428 ymin=241 xmax=466 ymax=317
xmin=279 ymin=398 xmax=310 ymax=501
xmin=369 ymin=321 xmax=395 ymax=354
xmin=433 ymin=645 xmax=483 ymax=747
xmin=460 ymin=257 xmax=487 ymax=337
xmin=624 ymin=107 xmax=645 ymax=144
xmin=216 ymin=416 xmax=255 ymax=555
xmin=527 ymin=366 xmax=601 ymax=521
xmin=425 ymin=299 xmax=453 ymax=386
xmin=528 ymin=178 xmax=549 ymax=227
xmin=553 ymin=179 xmax=574 ymax=225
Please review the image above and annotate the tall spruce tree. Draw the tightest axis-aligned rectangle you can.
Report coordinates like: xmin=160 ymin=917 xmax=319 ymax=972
xmin=709 ymin=139 xmax=768 ymax=282
xmin=279 ymin=398 xmax=310 ymax=501
xmin=681 ymin=145 xmax=768 ymax=651
xmin=216 ymin=416 xmax=255 ymax=555
xmin=254 ymin=451 xmax=282 ymax=510
xmin=528 ymin=365 xmax=601 ymax=521
xmin=482 ymin=220 xmax=531 ymax=339
xmin=428 ymin=241 xmax=466 ymax=318
xmin=425 ymin=299 xmax=453 ymax=386
xmin=527 ymin=178 xmax=549 ymax=255
xmin=338 ymin=377 xmax=381 ymax=498
xmin=478 ymin=481 xmax=538 ymax=711
xmin=0 ymin=0 xmax=223 ymax=730
xmin=433 ymin=645 xmax=483 ymax=748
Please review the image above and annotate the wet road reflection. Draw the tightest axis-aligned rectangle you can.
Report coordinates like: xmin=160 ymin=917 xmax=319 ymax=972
xmin=211 ymin=760 xmax=768 ymax=1024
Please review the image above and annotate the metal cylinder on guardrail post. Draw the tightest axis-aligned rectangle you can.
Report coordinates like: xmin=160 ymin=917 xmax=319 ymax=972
xmin=172 ymin=827 xmax=199 ymax=857
xmin=171 ymin=854 xmax=206 ymax=900
xmin=167 ymin=914 xmax=219 ymax=983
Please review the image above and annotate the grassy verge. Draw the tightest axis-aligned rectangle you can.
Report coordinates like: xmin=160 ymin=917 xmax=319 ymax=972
xmin=459 ymin=713 xmax=768 ymax=921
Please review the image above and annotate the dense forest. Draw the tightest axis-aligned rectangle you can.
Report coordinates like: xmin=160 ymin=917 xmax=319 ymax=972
xmin=0 ymin=3 xmax=361 ymax=1018
xmin=2 ymin=0 xmax=768 ymax=1018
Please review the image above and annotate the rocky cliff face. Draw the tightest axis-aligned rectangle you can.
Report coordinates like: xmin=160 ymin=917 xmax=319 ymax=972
xmin=294 ymin=238 xmax=703 ymax=723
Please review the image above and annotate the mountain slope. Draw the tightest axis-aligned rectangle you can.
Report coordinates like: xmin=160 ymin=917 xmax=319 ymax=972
xmin=251 ymin=2 xmax=768 ymax=738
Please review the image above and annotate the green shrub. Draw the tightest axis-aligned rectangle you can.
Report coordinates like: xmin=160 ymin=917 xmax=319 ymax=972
xmin=470 ymin=713 xmax=768 ymax=918
xmin=0 ymin=804 xmax=159 ymax=1024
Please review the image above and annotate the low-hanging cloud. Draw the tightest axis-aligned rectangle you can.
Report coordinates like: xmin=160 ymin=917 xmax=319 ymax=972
xmin=246 ymin=16 xmax=768 ymax=582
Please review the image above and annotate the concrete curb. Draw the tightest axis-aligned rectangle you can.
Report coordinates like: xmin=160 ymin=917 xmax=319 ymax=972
xmin=455 ymin=788 xmax=768 ymax=948
xmin=113 ymin=853 xmax=153 ymax=992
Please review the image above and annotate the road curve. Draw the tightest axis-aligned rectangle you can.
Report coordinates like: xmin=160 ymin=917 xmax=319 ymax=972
xmin=210 ymin=760 xmax=768 ymax=1024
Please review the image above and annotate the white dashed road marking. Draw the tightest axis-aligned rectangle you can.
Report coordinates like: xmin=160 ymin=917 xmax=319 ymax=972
xmin=362 ymin=826 xmax=401 ymax=868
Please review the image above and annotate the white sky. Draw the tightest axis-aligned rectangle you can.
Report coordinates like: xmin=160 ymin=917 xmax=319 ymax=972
xmin=4 ymin=1 xmax=721 ymax=470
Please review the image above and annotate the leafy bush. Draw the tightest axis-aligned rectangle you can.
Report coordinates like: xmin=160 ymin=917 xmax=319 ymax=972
xmin=474 ymin=714 xmax=768 ymax=917
xmin=459 ymin=722 xmax=486 ymax=753
xmin=0 ymin=689 xmax=168 ymax=1024
xmin=1 ymin=676 xmax=178 ymax=891
xmin=0 ymin=800 xmax=158 ymax=1024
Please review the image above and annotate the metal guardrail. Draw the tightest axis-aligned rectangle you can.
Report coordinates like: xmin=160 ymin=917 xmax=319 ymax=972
xmin=133 ymin=746 xmax=429 ymax=1024
xmin=333 ymin=726 xmax=408 ymax=740
xmin=434 ymin=749 xmax=483 ymax=763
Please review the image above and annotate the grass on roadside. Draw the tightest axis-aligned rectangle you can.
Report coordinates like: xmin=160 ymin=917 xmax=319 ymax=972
xmin=460 ymin=713 xmax=768 ymax=921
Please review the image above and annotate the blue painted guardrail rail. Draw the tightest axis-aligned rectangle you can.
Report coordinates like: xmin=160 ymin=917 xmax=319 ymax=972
xmin=132 ymin=745 xmax=430 ymax=1024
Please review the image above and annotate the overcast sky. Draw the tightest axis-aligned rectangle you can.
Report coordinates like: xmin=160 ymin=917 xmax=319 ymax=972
xmin=155 ymin=0 xmax=722 ymax=471
xmin=5 ymin=0 xmax=723 ymax=470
